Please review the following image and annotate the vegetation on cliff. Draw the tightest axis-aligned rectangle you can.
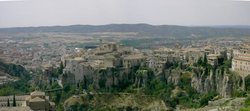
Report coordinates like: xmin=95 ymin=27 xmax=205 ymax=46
xmin=37 ymin=54 xmax=247 ymax=111
xmin=0 ymin=60 xmax=31 ymax=96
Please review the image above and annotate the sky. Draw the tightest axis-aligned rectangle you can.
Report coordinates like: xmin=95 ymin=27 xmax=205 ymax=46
xmin=0 ymin=0 xmax=250 ymax=28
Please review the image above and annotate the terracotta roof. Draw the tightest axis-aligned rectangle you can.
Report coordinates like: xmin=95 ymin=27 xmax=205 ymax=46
xmin=30 ymin=91 xmax=45 ymax=96
xmin=29 ymin=97 xmax=45 ymax=102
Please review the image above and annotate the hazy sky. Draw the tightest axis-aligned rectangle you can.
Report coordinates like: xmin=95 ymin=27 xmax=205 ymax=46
xmin=0 ymin=0 xmax=250 ymax=28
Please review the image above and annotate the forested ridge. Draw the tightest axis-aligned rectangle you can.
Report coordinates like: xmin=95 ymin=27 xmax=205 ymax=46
xmin=1 ymin=24 xmax=250 ymax=38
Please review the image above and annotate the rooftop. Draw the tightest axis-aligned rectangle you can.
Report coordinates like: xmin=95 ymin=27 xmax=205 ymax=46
xmin=29 ymin=97 xmax=45 ymax=102
xmin=124 ymin=54 xmax=145 ymax=60
xmin=0 ymin=106 xmax=32 ymax=111
xmin=30 ymin=91 xmax=45 ymax=96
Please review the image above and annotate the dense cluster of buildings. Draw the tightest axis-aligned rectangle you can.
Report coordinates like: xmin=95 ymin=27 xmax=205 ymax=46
xmin=0 ymin=37 xmax=68 ymax=70
xmin=60 ymin=42 xmax=236 ymax=85
xmin=61 ymin=42 xmax=146 ymax=84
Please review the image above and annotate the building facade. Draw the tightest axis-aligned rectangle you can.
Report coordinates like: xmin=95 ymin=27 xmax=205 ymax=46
xmin=232 ymin=54 xmax=250 ymax=74
xmin=0 ymin=91 xmax=55 ymax=111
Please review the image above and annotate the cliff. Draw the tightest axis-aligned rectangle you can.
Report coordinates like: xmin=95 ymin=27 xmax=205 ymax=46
xmin=161 ymin=67 xmax=242 ymax=98
xmin=191 ymin=67 xmax=242 ymax=97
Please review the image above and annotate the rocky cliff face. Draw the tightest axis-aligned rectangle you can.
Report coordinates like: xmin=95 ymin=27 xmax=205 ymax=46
xmin=90 ymin=66 xmax=155 ymax=91
xmin=63 ymin=64 xmax=155 ymax=91
xmin=91 ymin=66 xmax=148 ymax=90
xmin=191 ymin=67 xmax=242 ymax=97
xmin=161 ymin=67 xmax=242 ymax=98
xmin=163 ymin=69 xmax=182 ymax=86
xmin=92 ymin=68 xmax=131 ymax=90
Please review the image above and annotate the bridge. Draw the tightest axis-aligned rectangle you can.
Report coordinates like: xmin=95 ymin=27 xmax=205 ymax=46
xmin=45 ymin=88 xmax=63 ymax=92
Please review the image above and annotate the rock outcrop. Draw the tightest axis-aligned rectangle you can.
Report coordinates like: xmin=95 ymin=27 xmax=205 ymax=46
xmin=191 ymin=67 xmax=242 ymax=97
xmin=161 ymin=67 xmax=242 ymax=98
xmin=164 ymin=69 xmax=182 ymax=86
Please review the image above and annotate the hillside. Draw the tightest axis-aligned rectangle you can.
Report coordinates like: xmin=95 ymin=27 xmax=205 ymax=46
xmin=0 ymin=61 xmax=30 ymax=79
xmin=0 ymin=61 xmax=31 ymax=96
xmin=64 ymin=93 xmax=171 ymax=111
xmin=1 ymin=24 xmax=250 ymax=38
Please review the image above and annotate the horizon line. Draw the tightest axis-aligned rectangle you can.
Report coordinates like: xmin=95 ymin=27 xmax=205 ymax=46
xmin=1 ymin=23 xmax=250 ymax=29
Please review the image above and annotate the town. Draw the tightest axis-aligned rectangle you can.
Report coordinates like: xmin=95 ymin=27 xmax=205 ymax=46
xmin=1 ymin=0 xmax=250 ymax=110
xmin=0 ymin=31 xmax=250 ymax=110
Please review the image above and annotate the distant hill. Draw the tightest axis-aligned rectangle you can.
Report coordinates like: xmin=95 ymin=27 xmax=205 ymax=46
xmin=1 ymin=24 xmax=250 ymax=38
xmin=209 ymin=25 xmax=250 ymax=29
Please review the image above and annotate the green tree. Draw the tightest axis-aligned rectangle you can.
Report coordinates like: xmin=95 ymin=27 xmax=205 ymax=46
xmin=204 ymin=67 xmax=209 ymax=76
xmin=240 ymin=97 xmax=250 ymax=111
xmin=83 ymin=76 xmax=88 ymax=89
xmin=56 ymin=103 xmax=64 ymax=111
xmin=7 ymin=98 xmax=10 ymax=107
xmin=58 ymin=61 xmax=64 ymax=75
xmin=199 ymin=91 xmax=217 ymax=107
xmin=244 ymin=97 xmax=250 ymax=106
xmin=202 ymin=54 xmax=208 ymax=67
xmin=197 ymin=57 xmax=203 ymax=66
xmin=13 ymin=95 xmax=16 ymax=107
xmin=135 ymin=70 xmax=145 ymax=93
